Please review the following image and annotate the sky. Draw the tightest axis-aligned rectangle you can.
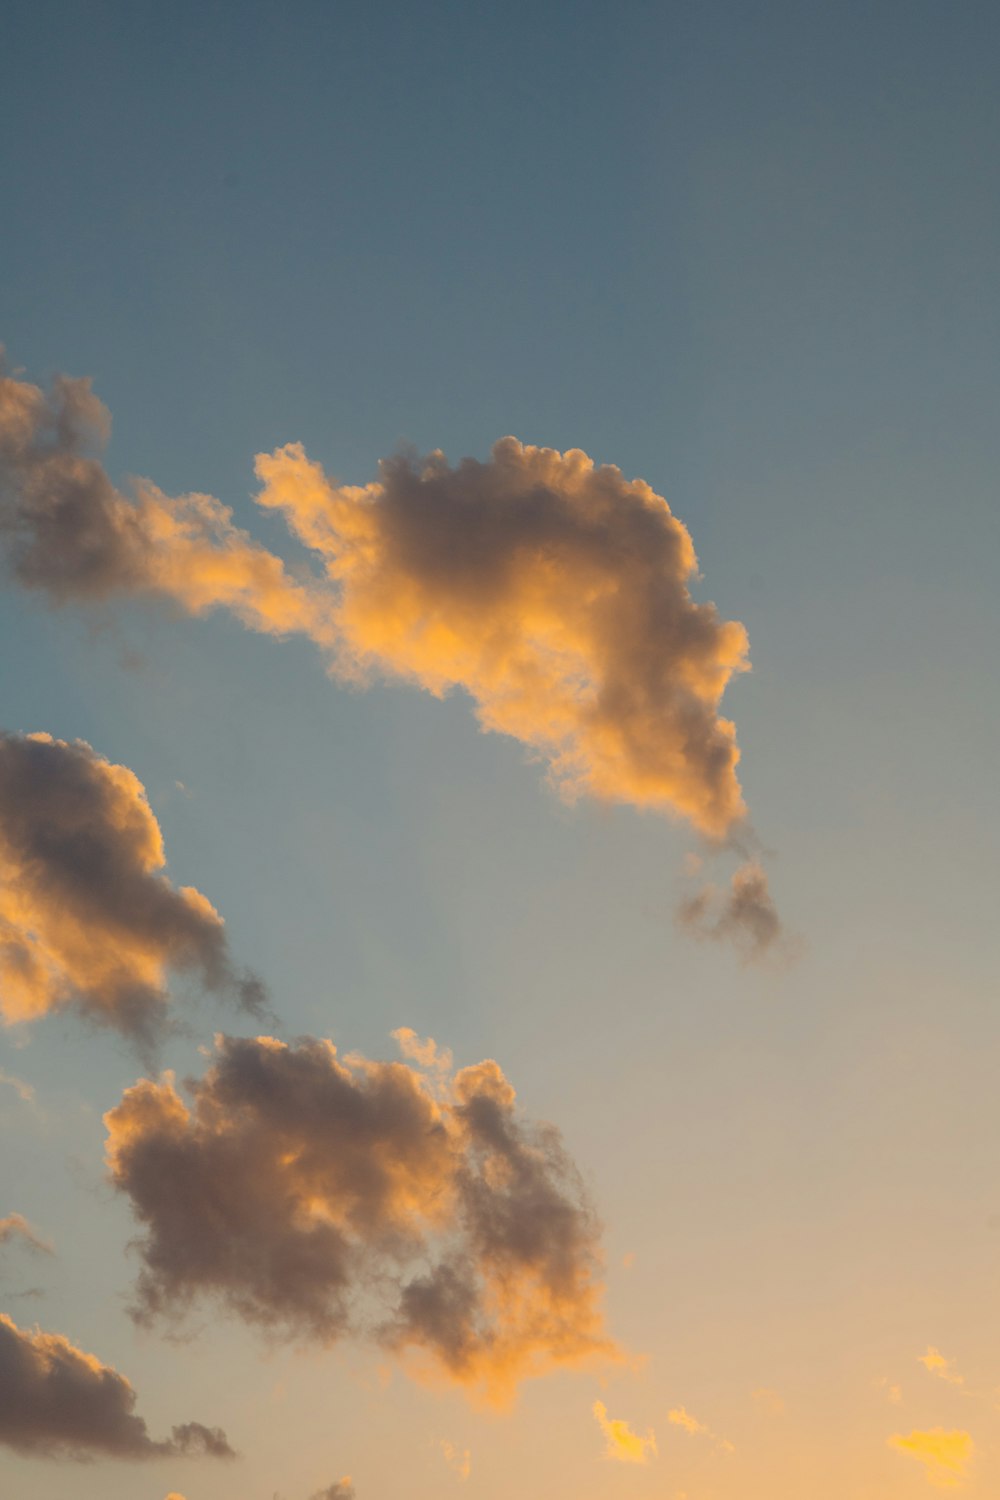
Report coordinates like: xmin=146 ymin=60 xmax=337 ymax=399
xmin=1 ymin=2 xmax=999 ymax=1497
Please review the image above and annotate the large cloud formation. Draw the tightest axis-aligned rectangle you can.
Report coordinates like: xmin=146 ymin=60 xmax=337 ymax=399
xmin=0 ymin=358 xmax=751 ymax=839
xmin=254 ymin=440 xmax=750 ymax=837
xmin=0 ymin=1312 xmax=233 ymax=1461
xmin=105 ymin=1032 xmax=612 ymax=1405
xmin=0 ymin=730 xmax=262 ymax=1044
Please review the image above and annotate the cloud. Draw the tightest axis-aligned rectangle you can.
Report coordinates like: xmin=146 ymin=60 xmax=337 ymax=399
xmin=0 ymin=1067 xmax=35 ymax=1105
xmin=668 ymin=1405 xmax=734 ymax=1452
xmin=677 ymin=860 xmax=783 ymax=961
xmin=309 ymin=1484 xmax=355 ymax=1500
xmin=920 ymin=1348 xmax=964 ymax=1386
xmin=0 ymin=359 xmax=752 ymax=841
xmin=888 ymin=1429 xmax=974 ymax=1489
xmin=752 ymin=1386 xmax=786 ymax=1416
xmin=0 ymin=1213 xmax=53 ymax=1256
xmin=440 ymin=1438 xmax=472 ymax=1480
xmin=104 ymin=1032 xmax=613 ymax=1405
xmin=592 ymin=1399 xmax=657 ymax=1464
xmin=392 ymin=1026 xmax=453 ymax=1074
xmin=0 ymin=1312 xmax=234 ymax=1461
xmin=668 ymin=1406 xmax=709 ymax=1436
xmin=0 ymin=730 xmax=264 ymax=1047
xmin=254 ymin=438 xmax=751 ymax=839
xmin=0 ymin=356 xmax=333 ymax=641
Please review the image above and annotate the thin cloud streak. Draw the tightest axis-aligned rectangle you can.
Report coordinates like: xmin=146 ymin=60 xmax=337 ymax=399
xmin=0 ymin=1213 xmax=53 ymax=1256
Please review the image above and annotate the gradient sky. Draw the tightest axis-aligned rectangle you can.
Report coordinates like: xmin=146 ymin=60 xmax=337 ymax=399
xmin=2 ymin=2 xmax=1000 ymax=1497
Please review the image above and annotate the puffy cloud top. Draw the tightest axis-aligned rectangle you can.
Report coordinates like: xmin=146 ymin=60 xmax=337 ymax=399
xmin=1 ymin=359 xmax=751 ymax=839
xmin=255 ymin=439 xmax=750 ymax=836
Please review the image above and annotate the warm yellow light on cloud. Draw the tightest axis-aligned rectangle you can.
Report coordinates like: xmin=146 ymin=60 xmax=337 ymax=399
xmin=667 ymin=1404 xmax=734 ymax=1452
xmin=668 ymin=1406 xmax=709 ymax=1436
xmin=920 ymin=1347 xmax=964 ymax=1386
xmin=888 ymin=1428 xmax=974 ymax=1489
xmin=440 ymin=1438 xmax=472 ymax=1480
xmin=593 ymin=1399 xmax=657 ymax=1464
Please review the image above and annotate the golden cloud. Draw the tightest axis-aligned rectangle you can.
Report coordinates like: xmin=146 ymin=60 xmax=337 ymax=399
xmin=0 ymin=730 xmax=264 ymax=1046
xmin=105 ymin=1031 xmax=614 ymax=1406
xmin=888 ymin=1428 xmax=974 ymax=1489
xmin=592 ymin=1399 xmax=657 ymax=1464
xmin=0 ymin=359 xmax=753 ymax=841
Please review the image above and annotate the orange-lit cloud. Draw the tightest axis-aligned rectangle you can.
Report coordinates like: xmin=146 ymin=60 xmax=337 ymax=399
xmin=440 ymin=1438 xmax=472 ymax=1480
xmin=105 ymin=1032 xmax=613 ymax=1406
xmin=0 ymin=1212 xmax=52 ymax=1256
xmin=668 ymin=1406 xmax=709 ymax=1436
xmin=392 ymin=1026 xmax=453 ymax=1073
xmin=668 ymin=1405 xmax=734 ymax=1452
xmin=254 ymin=437 xmax=751 ymax=840
xmin=0 ymin=360 xmax=753 ymax=842
xmin=592 ymin=1399 xmax=657 ymax=1463
xmin=920 ymin=1348 xmax=965 ymax=1386
xmin=0 ymin=730 xmax=264 ymax=1047
xmin=752 ymin=1386 xmax=786 ymax=1415
xmin=0 ymin=1312 xmax=233 ymax=1460
xmin=888 ymin=1428 xmax=974 ymax=1488
xmin=0 ymin=358 xmax=333 ymax=642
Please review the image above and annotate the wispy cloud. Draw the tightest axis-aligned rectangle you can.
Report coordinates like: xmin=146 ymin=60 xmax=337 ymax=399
xmin=0 ymin=1067 xmax=35 ymax=1106
xmin=440 ymin=1438 xmax=472 ymax=1480
xmin=888 ymin=1428 xmax=974 ymax=1489
xmin=0 ymin=1212 xmax=53 ymax=1256
xmin=593 ymin=1399 xmax=657 ymax=1464
xmin=678 ymin=859 xmax=784 ymax=962
xmin=920 ymin=1348 xmax=965 ymax=1386
xmin=668 ymin=1405 xmax=734 ymax=1452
